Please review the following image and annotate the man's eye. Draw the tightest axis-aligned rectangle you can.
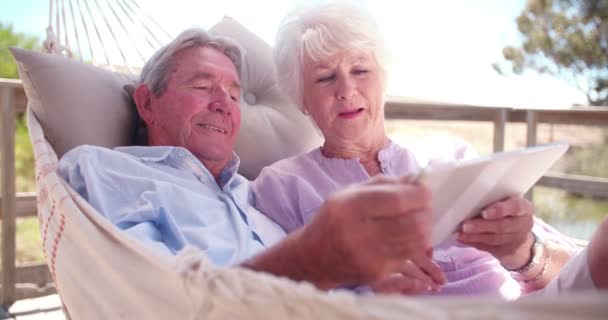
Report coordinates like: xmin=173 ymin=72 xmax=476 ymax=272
xmin=231 ymin=95 xmax=238 ymax=102
xmin=193 ymin=86 xmax=208 ymax=90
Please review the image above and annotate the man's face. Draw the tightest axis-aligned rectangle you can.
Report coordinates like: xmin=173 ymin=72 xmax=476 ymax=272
xmin=145 ymin=46 xmax=241 ymax=169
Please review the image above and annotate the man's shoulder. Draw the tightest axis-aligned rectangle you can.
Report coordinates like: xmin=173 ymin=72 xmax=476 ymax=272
xmin=60 ymin=145 xmax=138 ymax=164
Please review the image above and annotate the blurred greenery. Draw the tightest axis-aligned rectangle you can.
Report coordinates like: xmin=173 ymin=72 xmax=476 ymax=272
xmin=1 ymin=22 xmax=39 ymax=79
xmin=497 ymin=0 xmax=608 ymax=106
xmin=562 ymin=129 xmax=608 ymax=178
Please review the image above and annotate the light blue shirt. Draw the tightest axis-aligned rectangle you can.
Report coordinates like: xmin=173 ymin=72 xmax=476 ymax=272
xmin=59 ymin=145 xmax=286 ymax=266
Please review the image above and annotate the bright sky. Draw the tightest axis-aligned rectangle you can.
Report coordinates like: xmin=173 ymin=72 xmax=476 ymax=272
xmin=0 ymin=0 xmax=588 ymax=108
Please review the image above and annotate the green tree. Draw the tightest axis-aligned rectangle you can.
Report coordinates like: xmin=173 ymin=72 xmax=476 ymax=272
xmin=497 ymin=0 xmax=608 ymax=106
xmin=0 ymin=22 xmax=39 ymax=78
xmin=1 ymin=22 xmax=40 ymax=192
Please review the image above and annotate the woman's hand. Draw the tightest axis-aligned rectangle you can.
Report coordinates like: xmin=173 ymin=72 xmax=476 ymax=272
xmin=457 ymin=196 xmax=535 ymax=269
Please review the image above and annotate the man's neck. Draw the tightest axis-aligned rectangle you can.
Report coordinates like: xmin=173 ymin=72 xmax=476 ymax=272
xmin=200 ymin=159 xmax=229 ymax=186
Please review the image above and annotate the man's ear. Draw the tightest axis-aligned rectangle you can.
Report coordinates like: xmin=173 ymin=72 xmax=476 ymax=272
xmin=133 ymin=84 xmax=155 ymax=126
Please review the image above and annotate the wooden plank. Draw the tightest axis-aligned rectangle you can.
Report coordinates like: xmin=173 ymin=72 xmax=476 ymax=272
xmin=16 ymin=263 xmax=53 ymax=287
xmin=526 ymin=110 xmax=538 ymax=147
xmin=538 ymin=172 xmax=608 ymax=199
xmin=493 ymin=109 xmax=506 ymax=152
xmin=510 ymin=108 xmax=608 ymax=126
xmin=0 ymin=193 xmax=38 ymax=219
xmin=12 ymin=285 xmax=56 ymax=302
xmin=0 ymin=264 xmax=54 ymax=302
xmin=383 ymin=99 xmax=608 ymax=127
xmin=385 ymin=101 xmax=499 ymax=122
xmin=1 ymin=86 xmax=17 ymax=306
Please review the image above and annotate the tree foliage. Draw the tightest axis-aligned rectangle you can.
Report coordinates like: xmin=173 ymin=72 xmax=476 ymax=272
xmin=499 ymin=0 xmax=608 ymax=106
xmin=0 ymin=22 xmax=39 ymax=79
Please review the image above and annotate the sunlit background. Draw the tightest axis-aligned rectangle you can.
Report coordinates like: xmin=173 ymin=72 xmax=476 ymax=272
xmin=1 ymin=0 xmax=588 ymax=107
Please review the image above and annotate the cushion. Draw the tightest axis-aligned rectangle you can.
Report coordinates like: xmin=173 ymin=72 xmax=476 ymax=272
xmin=10 ymin=47 xmax=137 ymax=157
xmin=209 ymin=17 xmax=322 ymax=178
xmin=11 ymin=17 xmax=322 ymax=179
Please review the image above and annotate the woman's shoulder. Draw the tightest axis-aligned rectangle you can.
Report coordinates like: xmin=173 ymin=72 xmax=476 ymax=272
xmin=258 ymin=147 xmax=322 ymax=176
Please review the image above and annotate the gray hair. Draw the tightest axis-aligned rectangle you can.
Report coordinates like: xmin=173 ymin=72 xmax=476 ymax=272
xmin=274 ymin=2 xmax=389 ymax=112
xmin=140 ymin=28 xmax=244 ymax=97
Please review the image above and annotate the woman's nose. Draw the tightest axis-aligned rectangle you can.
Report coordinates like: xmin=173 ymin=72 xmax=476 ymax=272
xmin=335 ymin=76 xmax=356 ymax=100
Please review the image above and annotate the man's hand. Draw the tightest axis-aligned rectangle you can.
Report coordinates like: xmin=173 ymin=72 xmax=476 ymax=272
xmin=294 ymin=176 xmax=437 ymax=288
xmin=457 ymin=196 xmax=535 ymax=269
xmin=242 ymin=175 xmax=440 ymax=290
xmin=370 ymin=258 xmax=446 ymax=294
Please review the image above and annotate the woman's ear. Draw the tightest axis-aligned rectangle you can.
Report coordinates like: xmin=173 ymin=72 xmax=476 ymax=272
xmin=133 ymin=84 xmax=155 ymax=126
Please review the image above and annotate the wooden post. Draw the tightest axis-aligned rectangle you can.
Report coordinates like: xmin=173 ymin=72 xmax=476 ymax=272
xmin=1 ymin=86 xmax=16 ymax=306
xmin=526 ymin=110 xmax=538 ymax=147
xmin=525 ymin=110 xmax=538 ymax=201
xmin=493 ymin=109 xmax=507 ymax=152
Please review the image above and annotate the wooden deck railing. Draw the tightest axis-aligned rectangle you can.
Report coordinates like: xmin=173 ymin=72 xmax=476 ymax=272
xmin=1 ymin=78 xmax=608 ymax=306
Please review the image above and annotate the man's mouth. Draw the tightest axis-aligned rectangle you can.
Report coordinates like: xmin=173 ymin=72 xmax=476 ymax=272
xmin=197 ymin=123 xmax=228 ymax=134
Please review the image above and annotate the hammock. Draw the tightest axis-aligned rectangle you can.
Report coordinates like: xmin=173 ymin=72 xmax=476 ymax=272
xmin=11 ymin=1 xmax=608 ymax=318
xmin=23 ymin=102 xmax=608 ymax=319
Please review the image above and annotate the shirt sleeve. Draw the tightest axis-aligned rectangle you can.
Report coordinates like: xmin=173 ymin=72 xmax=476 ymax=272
xmin=59 ymin=146 xmax=176 ymax=256
xmin=251 ymin=166 xmax=304 ymax=233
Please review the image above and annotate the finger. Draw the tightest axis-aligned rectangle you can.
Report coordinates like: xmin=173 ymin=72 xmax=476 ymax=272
xmin=385 ymin=234 xmax=433 ymax=263
xmin=458 ymin=231 xmax=528 ymax=246
xmin=399 ymin=174 xmax=419 ymax=184
xmin=410 ymin=255 xmax=447 ymax=286
xmin=373 ymin=208 xmax=432 ymax=240
xmin=400 ymin=259 xmax=434 ymax=283
xmin=373 ymin=273 xmax=431 ymax=294
xmin=356 ymin=183 xmax=432 ymax=219
xmin=481 ymin=196 xmax=534 ymax=220
xmin=366 ymin=175 xmax=400 ymax=186
xmin=461 ymin=215 xmax=534 ymax=234
xmin=396 ymin=276 xmax=432 ymax=294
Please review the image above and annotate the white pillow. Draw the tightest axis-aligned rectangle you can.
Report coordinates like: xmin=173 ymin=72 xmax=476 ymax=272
xmin=10 ymin=47 xmax=137 ymax=157
xmin=11 ymin=17 xmax=322 ymax=179
xmin=210 ymin=17 xmax=322 ymax=179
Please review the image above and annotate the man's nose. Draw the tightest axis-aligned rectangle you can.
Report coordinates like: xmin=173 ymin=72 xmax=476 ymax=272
xmin=209 ymin=86 xmax=232 ymax=115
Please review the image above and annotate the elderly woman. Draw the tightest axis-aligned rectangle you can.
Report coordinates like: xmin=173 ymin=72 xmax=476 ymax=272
xmin=252 ymin=3 xmax=589 ymax=297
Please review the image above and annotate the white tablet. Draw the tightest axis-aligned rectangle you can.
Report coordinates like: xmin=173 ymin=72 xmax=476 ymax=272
xmin=419 ymin=142 xmax=569 ymax=246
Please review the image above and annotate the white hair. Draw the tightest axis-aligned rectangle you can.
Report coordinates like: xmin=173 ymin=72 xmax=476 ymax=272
xmin=274 ymin=2 xmax=389 ymax=112
xmin=140 ymin=28 xmax=244 ymax=97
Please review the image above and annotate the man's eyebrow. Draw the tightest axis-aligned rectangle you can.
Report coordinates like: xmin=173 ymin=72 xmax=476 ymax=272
xmin=187 ymin=72 xmax=241 ymax=90
xmin=187 ymin=72 xmax=214 ymax=83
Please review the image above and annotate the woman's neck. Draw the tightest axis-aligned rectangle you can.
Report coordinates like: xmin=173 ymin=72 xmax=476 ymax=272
xmin=321 ymin=135 xmax=390 ymax=176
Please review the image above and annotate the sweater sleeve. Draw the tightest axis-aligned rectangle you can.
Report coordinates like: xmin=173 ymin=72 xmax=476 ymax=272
xmin=251 ymin=166 xmax=305 ymax=234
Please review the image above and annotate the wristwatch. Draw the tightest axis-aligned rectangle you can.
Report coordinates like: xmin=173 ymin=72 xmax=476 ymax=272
xmin=507 ymin=232 xmax=545 ymax=275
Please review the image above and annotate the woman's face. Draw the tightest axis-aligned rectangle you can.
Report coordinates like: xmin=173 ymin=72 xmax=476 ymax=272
xmin=302 ymin=49 xmax=386 ymax=145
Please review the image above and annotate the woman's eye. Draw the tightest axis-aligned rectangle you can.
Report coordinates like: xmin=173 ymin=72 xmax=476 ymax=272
xmin=230 ymin=95 xmax=238 ymax=102
xmin=353 ymin=69 xmax=369 ymax=75
xmin=316 ymin=74 xmax=335 ymax=83
xmin=193 ymin=86 xmax=208 ymax=90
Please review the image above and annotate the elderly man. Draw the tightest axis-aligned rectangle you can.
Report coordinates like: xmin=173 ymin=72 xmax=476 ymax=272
xmin=58 ymin=28 xmax=442 ymax=290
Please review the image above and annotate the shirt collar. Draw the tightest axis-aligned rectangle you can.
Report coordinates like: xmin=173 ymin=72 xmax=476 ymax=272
xmin=115 ymin=145 xmax=241 ymax=187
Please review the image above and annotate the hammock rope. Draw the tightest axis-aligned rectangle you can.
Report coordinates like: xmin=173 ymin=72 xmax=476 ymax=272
xmin=43 ymin=0 xmax=173 ymax=73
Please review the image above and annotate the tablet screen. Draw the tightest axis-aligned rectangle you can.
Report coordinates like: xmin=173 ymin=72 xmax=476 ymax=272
xmin=420 ymin=142 xmax=569 ymax=246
